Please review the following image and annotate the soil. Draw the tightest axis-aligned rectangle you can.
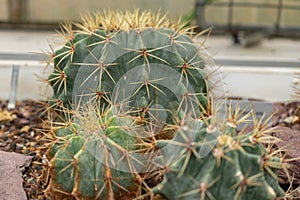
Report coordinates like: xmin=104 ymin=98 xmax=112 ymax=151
xmin=0 ymin=99 xmax=300 ymax=199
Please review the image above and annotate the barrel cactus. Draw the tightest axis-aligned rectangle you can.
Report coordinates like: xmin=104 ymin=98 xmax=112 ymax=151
xmin=47 ymin=9 xmax=209 ymax=123
xmin=44 ymin=9 xmax=212 ymax=199
xmin=43 ymin=9 xmax=290 ymax=200
xmin=45 ymin=105 xmax=158 ymax=199
xmin=153 ymin=105 xmax=287 ymax=200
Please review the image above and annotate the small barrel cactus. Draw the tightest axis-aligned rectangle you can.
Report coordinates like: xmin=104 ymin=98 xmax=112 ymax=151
xmin=45 ymin=105 xmax=157 ymax=199
xmin=47 ymin=9 xmax=209 ymax=123
xmin=153 ymin=105 xmax=287 ymax=200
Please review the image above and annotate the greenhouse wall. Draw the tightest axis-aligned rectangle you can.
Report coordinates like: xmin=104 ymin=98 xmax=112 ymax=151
xmin=0 ymin=1 xmax=8 ymax=21
xmin=0 ymin=0 xmax=195 ymax=22
xmin=0 ymin=0 xmax=299 ymax=25
xmin=204 ymin=0 xmax=300 ymax=27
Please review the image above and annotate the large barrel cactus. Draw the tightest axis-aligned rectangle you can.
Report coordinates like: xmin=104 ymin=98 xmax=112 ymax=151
xmin=48 ymin=10 xmax=208 ymax=123
xmin=45 ymin=10 xmax=210 ymax=199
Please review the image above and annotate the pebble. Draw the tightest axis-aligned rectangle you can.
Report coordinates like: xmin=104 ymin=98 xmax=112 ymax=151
xmin=273 ymin=102 xmax=300 ymax=130
xmin=284 ymin=115 xmax=299 ymax=124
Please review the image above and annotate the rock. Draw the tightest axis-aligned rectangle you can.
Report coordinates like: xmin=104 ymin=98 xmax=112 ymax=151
xmin=273 ymin=103 xmax=285 ymax=116
xmin=284 ymin=115 xmax=299 ymax=124
xmin=0 ymin=109 xmax=13 ymax=122
xmin=0 ymin=151 xmax=32 ymax=200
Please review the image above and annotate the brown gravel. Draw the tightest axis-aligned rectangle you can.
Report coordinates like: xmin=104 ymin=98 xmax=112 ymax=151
xmin=0 ymin=99 xmax=49 ymax=200
xmin=1 ymin=99 xmax=300 ymax=199
xmin=272 ymin=102 xmax=300 ymax=187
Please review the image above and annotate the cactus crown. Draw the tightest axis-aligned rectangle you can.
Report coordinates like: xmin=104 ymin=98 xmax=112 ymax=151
xmin=61 ymin=9 xmax=194 ymax=39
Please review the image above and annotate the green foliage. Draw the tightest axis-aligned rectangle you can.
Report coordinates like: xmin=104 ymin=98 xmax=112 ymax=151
xmin=181 ymin=8 xmax=196 ymax=27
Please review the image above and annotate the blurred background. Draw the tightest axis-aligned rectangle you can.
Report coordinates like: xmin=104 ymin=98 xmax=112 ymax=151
xmin=0 ymin=0 xmax=194 ymax=26
xmin=1 ymin=0 xmax=300 ymax=33
xmin=0 ymin=0 xmax=300 ymax=102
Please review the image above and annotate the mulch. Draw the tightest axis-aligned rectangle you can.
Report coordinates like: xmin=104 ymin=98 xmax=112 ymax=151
xmin=0 ymin=99 xmax=300 ymax=199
